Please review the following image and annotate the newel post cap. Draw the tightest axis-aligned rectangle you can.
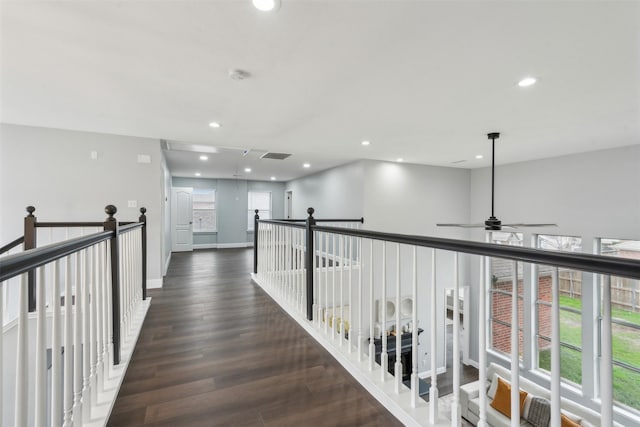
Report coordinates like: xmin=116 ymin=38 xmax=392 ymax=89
xmin=26 ymin=206 xmax=36 ymax=216
xmin=307 ymin=207 xmax=315 ymax=217
xmin=140 ymin=207 xmax=147 ymax=214
xmin=105 ymin=204 xmax=118 ymax=220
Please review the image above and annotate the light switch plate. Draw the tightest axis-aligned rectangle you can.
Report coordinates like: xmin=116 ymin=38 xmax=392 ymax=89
xmin=137 ymin=154 xmax=151 ymax=164
xmin=128 ymin=200 xmax=137 ymax=208
xmin=90 ymin=151 xmax=98 ymax=160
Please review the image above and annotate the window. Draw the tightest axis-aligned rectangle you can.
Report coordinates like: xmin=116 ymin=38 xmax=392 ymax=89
xmin=536 ymin=235 xmax=583 ymax=386
xmin=248 ymin=191 xmax=271 ymax=231
xmin=489 ymin=232 xmax=524 ymax=358
xmin=599 ymin=238 xmax=640 ymax=411
xmin=192 ymin=189 xmax=216 ymax=232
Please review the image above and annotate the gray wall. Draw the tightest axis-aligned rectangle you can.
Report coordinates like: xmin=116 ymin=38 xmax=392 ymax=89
xmin=161 ymin=153 xmax=172 ymax=274
xmin=0 ymin=123 xmax=164 ymax=285
xmin=172 ymin=176 xmax=285 ymax=246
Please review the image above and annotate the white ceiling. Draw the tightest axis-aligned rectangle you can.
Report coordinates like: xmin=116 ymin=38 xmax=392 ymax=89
xmin=1 ymin=1 xmax=638 ymax=182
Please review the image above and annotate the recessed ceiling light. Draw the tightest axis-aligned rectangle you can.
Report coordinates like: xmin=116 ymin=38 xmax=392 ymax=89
xmin=270 ymin=176 xmax=276 ymax=181
xmin=209 ymin=121 xmax=221 ymax=128
xmin=195 ymin=172 xmax=201 ymax=177
xmin=475 ymin=154 xmax=483 ymax=159
xmin=199 ymin=155 xmax=209 ymax=161
xmin=396 ymin=158 xmax=404 ymax=162
xmin=361 ymin=140 xmax=371 ymax=146
xmin=244 ymin=167 xmax=252 ymax=173
xmin=253 ymin=0 xmax=280 ymax=11
xmin=303 ymin=163 xmax=311 ymax=168
xmin=518 ymin=77 xmax=537 ymax=87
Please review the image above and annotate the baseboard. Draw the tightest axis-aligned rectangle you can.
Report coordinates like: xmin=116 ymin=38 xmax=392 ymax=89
xmin=193 ymin=243 xmax=218 ymax=250
xmin=163 ymin=252 xmax=171 ymax=276
xmin=147 ymin=278 xmax=163 ymax=289
xmin=418 ymin=366 xmax=447 ymax=379
xmin=217 ymin=242 xmax=252 ymax=249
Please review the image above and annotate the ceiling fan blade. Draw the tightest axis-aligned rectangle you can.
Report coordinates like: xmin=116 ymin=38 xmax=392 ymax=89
xmin=501 ymin=223 xmax=558 ymax=228
xmin=436 ymin=223 xmax=486 ymax=228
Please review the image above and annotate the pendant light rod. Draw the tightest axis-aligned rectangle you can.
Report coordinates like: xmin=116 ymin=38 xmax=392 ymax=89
xmin=487 ymin=132 xmax=500 ymax=221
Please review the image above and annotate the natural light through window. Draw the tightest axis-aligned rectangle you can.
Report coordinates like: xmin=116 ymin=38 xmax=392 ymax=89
xmin=192 ymin=189 xmax=216 ymax=232
xmin=248 ymin=191 xmax=271 ymax=231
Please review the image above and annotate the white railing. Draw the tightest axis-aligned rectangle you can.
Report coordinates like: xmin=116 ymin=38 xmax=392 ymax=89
xmin=252 ymin=212 xmax=640 ymax=427
xmin=1 ymin=207 xmax=150 ymax=427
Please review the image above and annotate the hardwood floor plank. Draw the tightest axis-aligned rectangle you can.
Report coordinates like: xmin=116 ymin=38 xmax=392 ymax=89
xmin=108 ymin=248 xmax=401 ymax=426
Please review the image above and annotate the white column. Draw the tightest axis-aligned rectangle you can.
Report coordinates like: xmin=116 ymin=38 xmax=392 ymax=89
xmin=358 ymin=237 xmax=363 ymax=362
xmin=52 ymin=260 xmax=63 ymax=427
xmin=477 ymin=253 xmax=488 ymax=427
xmin=510 ymin=262 xmax=520 ymax=427
xmin=601 ymin=274 xmax=613 ymax=427
xmin=381 ymin=241 xmax=388 ymax=381
xmin=429 ymin=249 xmax=439 ymax=424
xmin=452 ymin=253 xmax=461 ymax=427
xmin=411 ymin=246 xmax=418 ymax=408
xmin=395 ymin=243 xmax=402 ymax=393
xmin=369 ymin=240 xmax=375 ymax=371
xmin=549 ymin=267 xmax=561 ymax=427
xmin=35 ymin=267 xmax=47 ymax=427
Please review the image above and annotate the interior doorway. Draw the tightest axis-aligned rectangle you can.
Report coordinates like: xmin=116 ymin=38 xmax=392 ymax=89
xmin=171 ymin=187 xmax=193 ymax=252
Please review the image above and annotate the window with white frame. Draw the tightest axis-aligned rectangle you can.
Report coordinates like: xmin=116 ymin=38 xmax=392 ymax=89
xmin=192 ymin=189 xmax=216 ymax=232
xmin=599 ymin=238 xmax=640 ymax=412
xmin=248 ymin=191 xmax=271 ymax=231
xmin=489 ymin=232 xmax=524 ymax=359
xmin=535 ymin=234 xmax=583 ymax=386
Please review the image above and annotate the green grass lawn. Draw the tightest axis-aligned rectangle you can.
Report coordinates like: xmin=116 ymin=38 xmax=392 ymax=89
xmin=539 ymin=295 xmax=640 ymax=411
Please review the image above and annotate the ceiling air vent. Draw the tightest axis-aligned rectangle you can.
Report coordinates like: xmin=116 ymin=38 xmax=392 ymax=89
xmin=261 ymin=152 xmax=292 ymax=160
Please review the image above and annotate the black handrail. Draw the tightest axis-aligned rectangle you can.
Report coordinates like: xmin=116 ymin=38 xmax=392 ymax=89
xmin=118 ymin=222 xmax=144 ymax=233
xmin=36 ymin=222 xmax=105 ymax=227
xmin=0 ymin=231 xmax=113 ymax=282
xmin=0 ymin=235 xmax=24 ymax=255
xmin=270 ymin=218 xmax=364 ymax=223
xmin=258 ymin=219 xmax=306 ymax=229
xmin=312 ymin=225 xmax=640 ymax=281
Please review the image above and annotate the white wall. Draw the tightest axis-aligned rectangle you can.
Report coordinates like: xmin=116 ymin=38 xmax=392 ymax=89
xmin=285 ymin=161 xmax=365 ymax=219
xmin=161 ymin=152 xmax=172 ymax=275
xmin=0 ymin=123 xmax=164 ymax=285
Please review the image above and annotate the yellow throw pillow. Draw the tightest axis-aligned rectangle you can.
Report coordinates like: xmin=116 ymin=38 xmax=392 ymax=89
xmin=490 ymin=377 xmax=528 ymax=418
xmin=561 ymin=413 xmax=581 ymax=427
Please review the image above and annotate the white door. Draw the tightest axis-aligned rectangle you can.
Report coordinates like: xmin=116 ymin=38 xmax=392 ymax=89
xmin=171 ymin=187 xmax=193 ymax=252
xmin=285 ymin=190 xmax=293 ymax=219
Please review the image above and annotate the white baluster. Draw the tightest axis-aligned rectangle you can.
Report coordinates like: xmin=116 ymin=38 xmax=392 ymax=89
xmin=325 ymin=232 xmax=329 ymax=335
xmin=395 ymin=243 xmax=402 ymax=393
xmin=332 ymin=234 xmax=337 ymax=341
xmin=510 ymin=261 xmax=520 ymax=427
xmin=74 ymin=251 xmax=84 ymax=422
xmin=452 ymin=253 xmax=461 ymax=427
xmin=601 ymin=274 xmax=614 ymax=427
xmin=313 ymin=230 xmax=318 ymax=323
xmin=0 ymin=280 xmax=3 ymax=424
xmin=411 ymin=246 xmax=418 ymax=407
xmin=317 ymin=232 xmax=323 ymax=327
xmin=15 ymin=274 xmax=29 ymax=427
xmin=429 ymin=249 xmax=439 ymax=424
xmin=369 ymin=240 xmax=375 ymax=371
xmin=35 ymin=266 xmax=47 ymax=427
xmin=105 ymin=243 xmax=113 ymax=377
xmin=550 ymin=268 xmax=561 ymax=427
xmin=477 ymin=252 xmax=488 ymax=427
xmin=90 ymin=245 xmax=99 ymax=406
xmin=52 ymin=260 xmax=63 ymax=427
xmin=95 ymin=243 xmax=104 ymax=394
xmin=339 ymin=234 xmax=344 ymax=347
xmin=357 ymin=237 xmax=363 ymax=362
xmin=64 ymin=256 xmax=74 ymax=426
xmin=82 ymin=247 xmax=92 ymax=423
xmin=348 ymin=235 xmax=353 ymax=353
xmin=381 ymin=241 xmax=387 ymax=381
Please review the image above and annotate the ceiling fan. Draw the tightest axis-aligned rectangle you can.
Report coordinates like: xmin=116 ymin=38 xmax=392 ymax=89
xmin=437 ymin=132 xmax=557 ymax=231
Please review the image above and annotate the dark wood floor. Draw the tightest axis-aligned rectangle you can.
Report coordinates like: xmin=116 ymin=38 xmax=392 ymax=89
xmin=108 ymin=248 xmax=402 ymax=427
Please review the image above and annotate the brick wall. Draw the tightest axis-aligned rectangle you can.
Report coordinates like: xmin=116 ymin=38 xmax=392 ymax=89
xmin=491 ymin=274 xmax=553 ymax=355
